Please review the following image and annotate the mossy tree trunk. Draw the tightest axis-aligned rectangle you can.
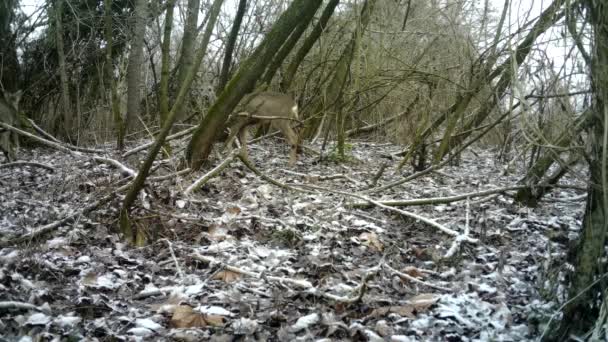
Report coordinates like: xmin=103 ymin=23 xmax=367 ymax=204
xmin=281 ymin=0 xmax=339 ymax=92
xmin=547 ymin=1 xmax=608 ymax=338
xmin=185 ymin=0 xmax=323 ymax=170
xmin=217 ymin=0 xmax=247 ymax=93
xmin=261 ymin=0 xmax=330 ymax=85
xmin=174 ymin=0 xmax=200 ymax=123
xmin=514 ymin=109 xmax=593 ymax=207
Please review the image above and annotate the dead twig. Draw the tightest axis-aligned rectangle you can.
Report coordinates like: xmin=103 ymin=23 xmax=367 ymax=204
xmin=184 ymin=149 xmax=239 ymax=195
xmin=297 ymin=184 xmax=477 ymax=243
xmin=383 ymin=264 xmax=451 ymax=292
xmin=0 ymin=161 xmax=55 ymax=172
xmin=351 ymin=185 xmax=525 ymax=208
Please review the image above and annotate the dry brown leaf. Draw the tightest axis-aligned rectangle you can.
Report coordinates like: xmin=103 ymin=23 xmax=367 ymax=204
xmin=359 ymin=232 xmax=384 ymax=252
xmin=403 ymin=266 xmax=424 ymax=278
xmin=369 ymin=294 xmax=438 ymax=319
xmin=407 ymin=293 xmax=439 ymax=311
xmin=171 ymin=305 xmax=208 ymax=328
xmin=370 ymin=305 xmax=415 ymax=319
xmin=81 ymin=272 xmax=97 ymax=286
xmin=212 ymin=270 xmax=241 ymax=283
xmin=226 ymin=206 xmax=241 ymax=215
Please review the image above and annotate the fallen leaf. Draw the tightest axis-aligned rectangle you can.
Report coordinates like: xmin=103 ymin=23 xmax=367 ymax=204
xmin=170 ymin=305 xmax=226 ymax=328
xmin=81 ymin=271 xmax=98 ymax=286
xmin=359 ymin=232 xmax=384 ymax=252
xmin=403 ymin=266 xmax=424 ymax=278
xmin=370 ymin=305 xmax=415 ymax=319
xmin=407 ymin=293 xmax=439 ymax=311
xmin=226 ymin=207 xmax=241 ymax=215
xmin=171 ymin=305 xmax=207 ymax=328
xmin=368 ymin=294 xmax=438 ymax=319
xmin=212 ymin=270 xmax=241 ymax=283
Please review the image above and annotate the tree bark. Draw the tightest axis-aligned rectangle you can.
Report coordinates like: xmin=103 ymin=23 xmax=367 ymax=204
xmin=125 ymin=0 xmax=148 ymax=133
xmin=261 ymin=0 xmax=326 ymax=85
xmin=515 ymin=109 xmax=594 ymax=207
xmin=217 ymin=0 xmax=247 ymax=93
xmin=159 ymin=0 xmax=176 ymax=127
xmin=281 ymin=0 xmax=340 ymax=91
xmin=174 ymin=0 xmax=200 ymax=122
xmin=185 ymin=0 xmax=323 ymax=170
xmin=54 ymin=0 xmax=73 ymax=140
xmin=548 ymin=0 xmax=608 ymax=338
xmin=0 ymin=0 xmax=20 ymax=93
xmin=103 ymin=0 xmax=125 ymax=150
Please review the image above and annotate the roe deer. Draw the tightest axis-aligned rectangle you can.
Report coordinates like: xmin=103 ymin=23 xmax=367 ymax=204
xmin=0 ymin=91 xmax=21 ymax=162
xmin=224 ymin=92 xmax=300 ymax=165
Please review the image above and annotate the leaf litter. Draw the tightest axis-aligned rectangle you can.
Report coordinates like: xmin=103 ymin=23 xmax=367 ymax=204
xmin=0 ymin=139 xmax=586 ymax=340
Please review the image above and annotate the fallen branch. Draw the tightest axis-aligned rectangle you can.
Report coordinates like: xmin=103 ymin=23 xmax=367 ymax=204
xmin=26 ymin=119 xmax=107 ymax=154
xmin=0 ymin=182 xmax=131 ymax=247
xmin=352 ymin=185 xmax=525 ymax=208
xmin=0 ymin=301 xmax=50 ymax=313
xmin=93 ymin=156 xmax=137 ymax=178
xmin=443 ymin=197 xmax=472 ymax=259
xmin=281 ymin=169 xmax=360 ymax=184
xmin=122 ymin=126 xmax=197 ymax=158
xmin=237 ymin=149 xmax=314 ymax=194
xmin=192 ymin=253 xmax=380 ymax=303
xmin=184 ymin=150 xmax=239 ymax=195
xmin=298 ymin=184 xmax=476 ymax=242
xmin=0 ymin=161 xmax=55 ymax=172
xmin=0 ymin=122 xmax=76 ymax=155
xmin=383 ymin=264 xmax=450 ymax=292
xmin=345 ymin=109 xmax=410 ymax=137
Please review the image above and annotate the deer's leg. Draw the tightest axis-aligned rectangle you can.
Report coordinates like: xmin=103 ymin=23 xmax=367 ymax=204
xmin=281 ymin=122 xmax=299 ymax=166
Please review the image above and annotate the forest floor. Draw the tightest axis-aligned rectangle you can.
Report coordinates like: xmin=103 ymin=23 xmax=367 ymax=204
xmin=0 ymin=137 xmax=586 ymax=341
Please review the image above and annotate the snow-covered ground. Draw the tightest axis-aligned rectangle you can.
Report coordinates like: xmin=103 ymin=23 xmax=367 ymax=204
xmin=0 ymin=139 xmax=585 ymax=341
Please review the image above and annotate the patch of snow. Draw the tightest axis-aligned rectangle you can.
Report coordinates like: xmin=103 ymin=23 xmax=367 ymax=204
xmin=135 ymin=318 xmax=163 ymax=331
xmin=25 ymin=313 xmax=50 ymax=326
xmin=291 ymin=313 xmax=320 ymax=332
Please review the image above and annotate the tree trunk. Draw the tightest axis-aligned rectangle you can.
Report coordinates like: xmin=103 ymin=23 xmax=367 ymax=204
xmin=103 ymin=0 xmax=125 ymax=150
xmin=301 ymin=0 xmax=376 ymax=139
xmin=217 ymin=0 xmax=247 ymax=93
xmin=120 ymin=0 xmax=224 ymax=244
xmin=0 ymin=0 xmax=20 ymax=93
xmin=281 ymin=0 xmax=339 ymax=91
xmin=159 ymin=0 xmax=176 ymax=127
xmin=54 ymin=0 xmax=73 ymax=140
xmin=185 ymin=0 xmax=323 ymax=170
xmin=261 ymin=0 xmax=327 ymax=85
xmin=174 ymin=0 xmax=200 ymax=123
xmin=515 ymin=109 xmax=593 ymax=206
xmin=548 ymin=1 xmax=608 ymax=338
xmin=125 ymin=0 xmax=148 ymax=133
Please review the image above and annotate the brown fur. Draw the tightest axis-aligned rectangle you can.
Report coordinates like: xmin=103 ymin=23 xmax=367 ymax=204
xmin=224 ymin=92 xmax=300 ymax=165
